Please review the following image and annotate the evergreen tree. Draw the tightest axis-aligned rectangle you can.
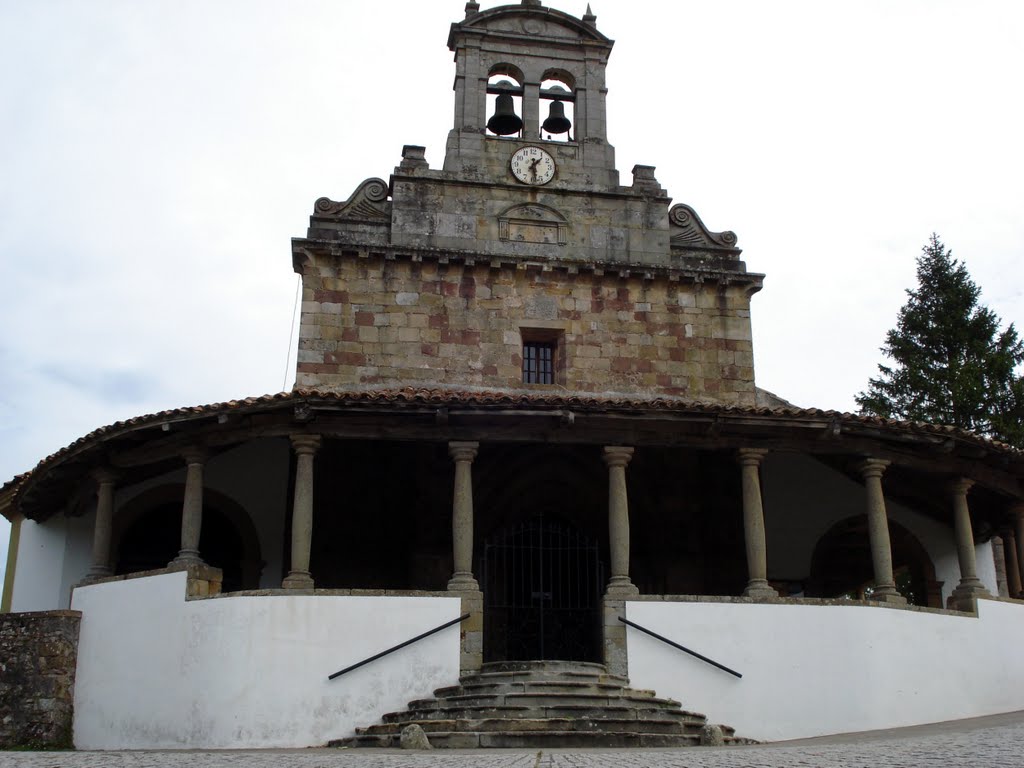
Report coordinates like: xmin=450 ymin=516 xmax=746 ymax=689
xmin=856 ymin=234 xmax=1024 ymax=445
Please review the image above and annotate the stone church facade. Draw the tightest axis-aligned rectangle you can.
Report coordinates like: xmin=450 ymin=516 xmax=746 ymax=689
xmin=4 ymin=0 xmax=1024 ymax=750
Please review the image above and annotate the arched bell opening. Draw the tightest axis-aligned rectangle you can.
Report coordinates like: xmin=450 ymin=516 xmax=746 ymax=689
xmin=486 ymin=69 xmax=524 ymax=137
xmin=806 ymin=516 xmax=941 ymax=607
xmin=540 ymin=73 xmax=575 ymax=142
xmin=112 ymin=485 xmax=263 ymax=592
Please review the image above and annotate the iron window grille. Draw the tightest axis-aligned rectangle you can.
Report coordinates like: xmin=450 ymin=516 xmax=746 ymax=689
xmin=523 ymin=341 xmax=555 ymax=384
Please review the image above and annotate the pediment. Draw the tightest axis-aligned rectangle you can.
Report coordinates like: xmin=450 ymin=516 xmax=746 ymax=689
xmin=459 ymin=6 xmax=610 ymax=44
xmin=498 ymin=203 xmax=568 ymax=245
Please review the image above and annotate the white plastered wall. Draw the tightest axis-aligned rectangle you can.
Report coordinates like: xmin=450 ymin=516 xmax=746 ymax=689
xmin=10 ymin=515 xmax=91 ymax=612
xmin=762 ymin=451 xmax=998 ymax=604
xmin=627 ymin=598 xmax=1024 ymax=742
xmin=10 ymin=518 xmax=66 ymax=612
xmin=71 ymin=571 xmax=461 ymax=749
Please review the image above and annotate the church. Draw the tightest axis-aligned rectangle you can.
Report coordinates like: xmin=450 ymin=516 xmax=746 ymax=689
xmin=3 ymin=0 xmax=1024 ymax=751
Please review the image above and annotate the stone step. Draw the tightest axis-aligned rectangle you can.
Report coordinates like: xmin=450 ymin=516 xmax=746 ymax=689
xmin=332 ymin=660 xmax=752 ymax=749
xmin=435 ymin=679 xmax=628 ymax=697
xmin=415 ymin=691 xmax=681 ymax=711
xmin=382 ymin=704 xmax=707 ymax=725
xmin=478 ymin=660 xmax=610 ymax=675
xmin=358 ymin=716 xmax=692 ymax=736
xmin=339 ymin=730 xmax=706 ymax=749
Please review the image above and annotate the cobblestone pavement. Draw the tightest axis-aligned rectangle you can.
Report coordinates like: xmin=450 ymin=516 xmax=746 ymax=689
xmin=3 ymin=713 xmax=1023 ymax=768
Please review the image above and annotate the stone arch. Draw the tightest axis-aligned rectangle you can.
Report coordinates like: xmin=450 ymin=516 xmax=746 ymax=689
xmin=474 ymin=443 xmax=607 ymax=549
xmin=807 ymin=515 xmax=941 ymax=607
xmin=488 ymin=62 xmax=525 ymax=85
xmin=112 ymin=484 xmax=263 ymax=591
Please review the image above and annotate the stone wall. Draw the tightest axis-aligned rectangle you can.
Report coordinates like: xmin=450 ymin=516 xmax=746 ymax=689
xmin=296 ymin=254 xmax=756 ymax=405
xmin=0 ymin=610 xmax=81 ymax=749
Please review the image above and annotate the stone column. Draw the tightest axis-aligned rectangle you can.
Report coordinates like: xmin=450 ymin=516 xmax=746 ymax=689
xmin=856 ymin=459 xmax=905 ymax=605
xmin=950 ymin=477 xmax=990 ymax=605
xmin=738 ymin=448 xmax=778 ymax=599
xmin=87 ymin=468 xmax=119 ymax=579
xmin=283 ymin=435 xmax=321 ymax=589
xmin=447 ymin=442 xmax=480 ymax=591
xmin=170 ymin=448 xmax=207 ymax=567
xmin=1015 ymin=503 xmax=1024 ymax=598
xmin=1006 ymin=519 xmax=1023 ymax=598
xmin=603 ymin=446 xmax=638 ymax=596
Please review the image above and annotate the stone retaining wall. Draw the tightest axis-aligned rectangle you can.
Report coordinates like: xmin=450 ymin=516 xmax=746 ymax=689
xmin=0 ymin=610 xmax=81 ymax=749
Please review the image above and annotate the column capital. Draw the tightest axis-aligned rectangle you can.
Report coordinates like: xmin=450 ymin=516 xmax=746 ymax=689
xmin=448 ymin=441 xmax=479 ymax=463
xmin=949 ymin=477 xmax=975 ymax=497
xmin=736 ymin=447 xmax=768 ymax=468
xmin=1010 ymin=501 xmax=1024 ymax=520
xmin=91 ymin=467 xmax=120 ymax=485
xmin=181 ymin=446 xmax=208 ymax=465
xmin=289 ymin=433 xmax=322 ymax=455
xmin=602 ymin=446 xmax=634 ymax=468
xmin=856 ymin=457 xmax=890 ymax=479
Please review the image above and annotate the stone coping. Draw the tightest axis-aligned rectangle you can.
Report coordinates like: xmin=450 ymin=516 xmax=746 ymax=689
xmin=70 ymin=569 xmax=1024 ymax=618
xmin=0 ymin=609 xmax=81 ymax=619
xmin=622 ymin=592 xmax=1024 ymax=619
xmin=202 ymin=588 xmax=456 ymax=600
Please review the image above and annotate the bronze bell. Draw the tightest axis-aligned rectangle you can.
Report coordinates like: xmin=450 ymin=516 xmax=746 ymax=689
xmin=542 ymin=99 xmax=571 ymax=135
xmin=487 ymin=92 xmax=523 ymax=136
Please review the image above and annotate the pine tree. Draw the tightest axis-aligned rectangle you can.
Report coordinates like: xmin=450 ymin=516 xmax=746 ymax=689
xmin=856 ymin=234 xmax=1024 ymax=445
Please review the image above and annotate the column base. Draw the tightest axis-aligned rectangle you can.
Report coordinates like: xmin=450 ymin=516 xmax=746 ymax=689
xmin=742 ymin=579 xmax=779 ymax=599
xmin=447 ymin=573 xmax=480 ymax=592
xmin=952 ymin=579 xmax=990 ymax=605
xmin=604 ymin=576 xmax=639 ymax=598
xmin=86 ymin=565 xmax=113 ymax=580
xmin=282 ymin=570 xmax=315 ymax=590
xmin=868 ymin=586 xmax=907 ymax=606
xmin=168 ymin=551 xmax=205 ymax=569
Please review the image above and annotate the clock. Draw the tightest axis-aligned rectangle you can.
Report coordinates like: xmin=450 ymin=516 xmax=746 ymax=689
xmin=510 ymin=146 xmax=556 ymax=185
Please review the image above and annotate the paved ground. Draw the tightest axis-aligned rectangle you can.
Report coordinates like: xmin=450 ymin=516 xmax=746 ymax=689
xmin=3 ymin=711 xmax=1023 ymax=767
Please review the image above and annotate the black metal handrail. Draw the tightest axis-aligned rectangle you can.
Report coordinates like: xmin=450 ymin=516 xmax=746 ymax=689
xmin=619 ymin=616 xmax=742 ymax=679
xmin=328 ymin=612 xmax=470 ymax=681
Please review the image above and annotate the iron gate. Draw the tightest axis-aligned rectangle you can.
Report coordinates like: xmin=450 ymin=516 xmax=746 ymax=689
xmin=481 ymin=514 xmax=605 ymax=662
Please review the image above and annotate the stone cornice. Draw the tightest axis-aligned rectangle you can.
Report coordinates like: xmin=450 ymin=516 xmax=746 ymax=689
xmin=291 ymin=238 xmax=762 ymax=290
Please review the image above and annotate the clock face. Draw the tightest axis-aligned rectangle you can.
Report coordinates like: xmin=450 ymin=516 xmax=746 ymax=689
xmin=510 ymin=146 xmax=556 ymax=185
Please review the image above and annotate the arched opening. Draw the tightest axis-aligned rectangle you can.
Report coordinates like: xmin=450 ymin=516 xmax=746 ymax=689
xmin=807 ymin=516 xmax=941 ymax=607
xmin=113 ymin=485 xmax=263 ymax=592
xmin=476 ymin=445 xmax=607 ymax=663
xmin=540 ymin=71 xmax=575 ymax=142
xmin=486 ymin=68 xmax=524 ymax=137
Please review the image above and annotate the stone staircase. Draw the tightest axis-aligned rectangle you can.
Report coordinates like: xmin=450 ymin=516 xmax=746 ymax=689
xmin=332 ymin=660 xmax=749 ymax=749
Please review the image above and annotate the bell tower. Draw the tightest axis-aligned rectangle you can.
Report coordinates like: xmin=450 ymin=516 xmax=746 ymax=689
xmin=444 ymin=0 xmax=618 ymax=188
xmin=293 ymin=1 xmax=763 ymax=407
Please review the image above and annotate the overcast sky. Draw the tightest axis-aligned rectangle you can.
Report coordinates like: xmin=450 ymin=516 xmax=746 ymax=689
xmin=2 ymin=0 xmax=1023 ymax=590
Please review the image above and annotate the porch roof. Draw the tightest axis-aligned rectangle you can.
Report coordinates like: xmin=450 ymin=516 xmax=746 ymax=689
xmin=5 ymin=387 xmax=1023 ymax=522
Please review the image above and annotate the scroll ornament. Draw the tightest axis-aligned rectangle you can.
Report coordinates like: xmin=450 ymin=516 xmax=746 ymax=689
xmin=314 ymin=178 xmax=390 ymax=220
xmin=669 ymin=204 xmax=738 ymax=251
